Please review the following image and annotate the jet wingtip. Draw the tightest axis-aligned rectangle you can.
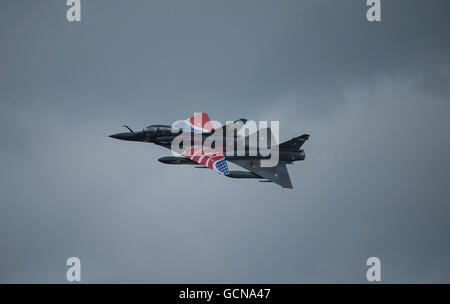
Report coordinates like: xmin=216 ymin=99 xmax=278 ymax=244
xmin=300 ymin=134 xmax=310 ymax=140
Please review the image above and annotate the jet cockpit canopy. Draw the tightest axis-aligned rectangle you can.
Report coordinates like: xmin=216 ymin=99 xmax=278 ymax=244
xmin=144 ymin=125 xmax=180 ymax=135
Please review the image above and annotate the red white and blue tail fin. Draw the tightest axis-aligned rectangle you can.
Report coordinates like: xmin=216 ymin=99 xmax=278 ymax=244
xmin=173 ymin=112 xmax=215 ymax=133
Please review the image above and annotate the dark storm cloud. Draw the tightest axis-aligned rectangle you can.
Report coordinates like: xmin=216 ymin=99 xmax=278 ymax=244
xmin=0 ymin=0 xmax=449 ymax=282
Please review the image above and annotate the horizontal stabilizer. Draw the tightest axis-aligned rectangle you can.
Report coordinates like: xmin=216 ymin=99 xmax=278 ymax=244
xmin=228 ymin=159 xmax=293 ymax=188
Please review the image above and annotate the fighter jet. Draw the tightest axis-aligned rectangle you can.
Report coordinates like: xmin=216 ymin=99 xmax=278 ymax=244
xmin=109 ymin=113 xmax=309 ymax=189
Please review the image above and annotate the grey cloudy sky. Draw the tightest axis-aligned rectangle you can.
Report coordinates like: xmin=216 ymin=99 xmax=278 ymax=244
xmin=1 ymin=0 xmax=449 ymax=283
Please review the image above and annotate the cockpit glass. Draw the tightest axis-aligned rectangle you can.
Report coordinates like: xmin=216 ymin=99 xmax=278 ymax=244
xmin=144 ymin=125 xmax=181 ymax=135
xmin=145 ymin=126 xmax=157 ymax=132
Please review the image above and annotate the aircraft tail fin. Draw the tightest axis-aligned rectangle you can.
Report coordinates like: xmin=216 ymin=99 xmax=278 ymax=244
xmin=173 ymin=113 xmax=215 ymax=132
xmin=279 ymin=134 xmax=310 ymax=150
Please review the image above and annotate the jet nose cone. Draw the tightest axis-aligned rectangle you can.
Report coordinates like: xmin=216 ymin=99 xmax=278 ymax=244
xmin=109 ymin=132 xmax=136 ymax=141
xmin=109 ymin=133 xmax=120 ymax=140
